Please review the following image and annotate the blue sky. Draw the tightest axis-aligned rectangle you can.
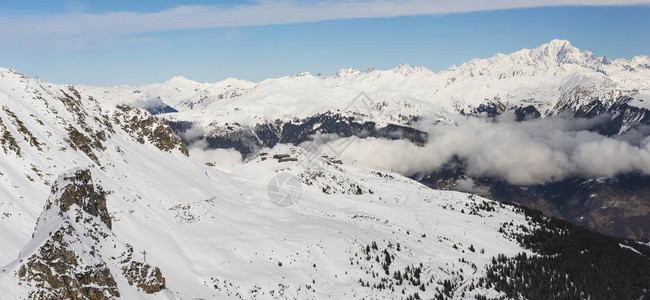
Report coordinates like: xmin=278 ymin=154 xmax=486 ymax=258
xmin=1 ymin=1 xmax=649 ymax=86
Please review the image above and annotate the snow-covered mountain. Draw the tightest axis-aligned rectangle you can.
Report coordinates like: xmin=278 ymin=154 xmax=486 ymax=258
xmin=80 ymin=39 xmax=650 ymax=128
xmin=0 ymin=67 xmax=536 ymax=298
xmin=78 ymin=40 xmax=650 ymax=243
xmin=2 ymin=64 xmax=649 ymax=299
xmin=78 ymin=40 xmax=650 ymax=172
xmin=2 ymin=169 xmax=167 ymax=299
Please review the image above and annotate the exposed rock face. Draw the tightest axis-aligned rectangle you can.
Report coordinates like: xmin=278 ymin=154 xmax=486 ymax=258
xmin=58 ymin=86 xmax=187 ymax=162
xmin=65 ymin=125 xmax=106 ymax=165
xmin=2 ymin=106 xmax=42 ymax=151
xmin=0 ymin=114 xmax=21 ymax=156
xmin=18 ymin=225 xmax=120 ymax=300
xmin=11 ymin=169 xmax=167 ymax=299
xmin=0 ymin=77 xmax=186 ymax=167
xmin=114 ymin=105 xmax=188 ymax=156
xmin=460 ymin=99 xmax=507 ymax=118
xmin=56 ymin=87 xmax=110 ymax=165
xmin=118 ymin=245 xmax=166 ymax=294
xmin=46 ymin=169 xmax=112 ymax=229
xmin=514 ymin=105 xmax=541 ymax=122
xmin=17 ymin=169 xmax=119 ymax=299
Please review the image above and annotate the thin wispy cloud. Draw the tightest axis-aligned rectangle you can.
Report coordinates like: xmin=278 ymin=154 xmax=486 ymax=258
xmin=1 ymin=0 xmax=649 ymax=52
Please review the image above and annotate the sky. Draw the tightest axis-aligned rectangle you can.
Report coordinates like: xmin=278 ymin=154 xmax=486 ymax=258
xmin=1 ymin=0 xmax=649 ymax=86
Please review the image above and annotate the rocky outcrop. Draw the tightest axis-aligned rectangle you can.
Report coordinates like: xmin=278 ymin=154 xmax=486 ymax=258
xmin=118 ymin=250 xmax=166 ymax=294
xmin=45 ymin=169 xmax=112 ymax=229
xmin=2 ymin=106 xmax=42 ymax=151
xmin=57 ymin=87 xmax=110 ymax=164
xmin=10 ymin=169 xmax=167 ymax=299
xmin=65 ymin=125 xmax=106 ymax=165
xmin=113 ymin=105 xmax=188 ymax=156
xmin=18 ymin=225 xmax=120 ymax=300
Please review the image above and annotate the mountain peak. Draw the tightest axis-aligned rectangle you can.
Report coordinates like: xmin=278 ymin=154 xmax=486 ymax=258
xmin=391 ymin=63 xmax=435 ymax=76
xmin=288 ymin=71 xmax=314 ymax=78
xmin=530 ymin=39 xmax=599 ymax=66
xmin=332 ymin=67 xmax=361 ymax=78
xmin=10 ymin=168 xmax=168 ymax=299
xmin=544 ymin=39 xmax=574 ymax=49
xmin=535 ymin=39 xmax=577 ymax=55
xmin=165 ymin=75 xmax=197 ymax=85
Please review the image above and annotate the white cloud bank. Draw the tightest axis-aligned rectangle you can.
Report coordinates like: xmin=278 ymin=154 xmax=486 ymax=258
xmin=1 ymin=0 xmax=649 ymax=51
xmin=312 ymin=114 xmax=650 ymax=185
xmin=188 ymin=140 xmax=243 ymax=166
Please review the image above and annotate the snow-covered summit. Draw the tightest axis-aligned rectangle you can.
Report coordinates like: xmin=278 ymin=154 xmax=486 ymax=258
xmin=164 ymin=75 xmax=197 ymax=85
xmin=332 ymin=67 xmax=363 ymax=78
xmin=0 ymin=169 xmax=167 ymax=299
xmin=391 ymin=63 xmax=435 ymax=77
xmin=0 ymin=71 xmax=535 ymax=298
xmin=1 ymin=52 xmax=650 ymax=299
xmin=532 ymin=39 xmax=594 ymax=65
xmin=79 ymin=40 xmax=650 ymax=129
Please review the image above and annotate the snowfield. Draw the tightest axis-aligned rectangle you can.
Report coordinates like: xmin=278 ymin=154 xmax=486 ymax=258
xmin=0 ymin=65 xmax=532 ymax=299
xmin=1 ymin=39 xmax=649 ymax=299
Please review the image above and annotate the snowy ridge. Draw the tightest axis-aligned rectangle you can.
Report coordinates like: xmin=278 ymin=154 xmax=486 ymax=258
xmin=79 ymin=40 xmax=650 ymax=130
xmin=0 ymin=169 xmax=167 ymax=299
xmin=0 ymin=68 xmax=554 ymax=299
xmin=0 ymin=66 xmax=198 ymax=264
xmin=2 ymin=42 xmax=650 ymax=298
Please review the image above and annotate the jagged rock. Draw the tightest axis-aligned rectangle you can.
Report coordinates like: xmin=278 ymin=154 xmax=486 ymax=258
xmin=46 ymin=169 xmax=111 ymax=229
xmin=6 ymin=169 xmax=167 ymax=299
xmin=461 ymin=100 xmax=507 ymax=118
xmin=121 ymin=260 xmax=166 ymax=294
xmin=113 ymin=244 xmax=166 ymax=294
xmin=113 ymin=105 xmax=188 ymax=156
xmin=18 ymin=225 xmax=120 ymax=300
xmin=58 ymin=86 xmax=88 ymax=125
xmin=17 ymin=169 xmax=119 ymax=299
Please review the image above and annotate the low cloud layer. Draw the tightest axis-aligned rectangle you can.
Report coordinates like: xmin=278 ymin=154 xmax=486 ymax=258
xmin=132 ymin=98 xmax=165 ymax=110
xmin=310 ymin=113 xmax=650 ymax=185
xmin=455 ymin=177 xmax=489 ymax=194
xmin=2 ymin=0 xmax=649 ymax=52
xmin=188 ymin=140 xmax=243 ymax=166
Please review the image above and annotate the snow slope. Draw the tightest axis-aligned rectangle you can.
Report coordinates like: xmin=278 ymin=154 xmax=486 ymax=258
xmin=2 ymin=41 xmax=650 ymax=298
xmin=0 ymin=67 xmax=536 ymax=299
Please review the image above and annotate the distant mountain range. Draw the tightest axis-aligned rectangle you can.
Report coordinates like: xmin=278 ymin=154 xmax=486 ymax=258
xmin=79 ymin=40 xmax=650 ymax=241
xmin=80 ymin=39 xmax=650 ymax=128
xmin=0 ymin=41 xmax=648 ymax=298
